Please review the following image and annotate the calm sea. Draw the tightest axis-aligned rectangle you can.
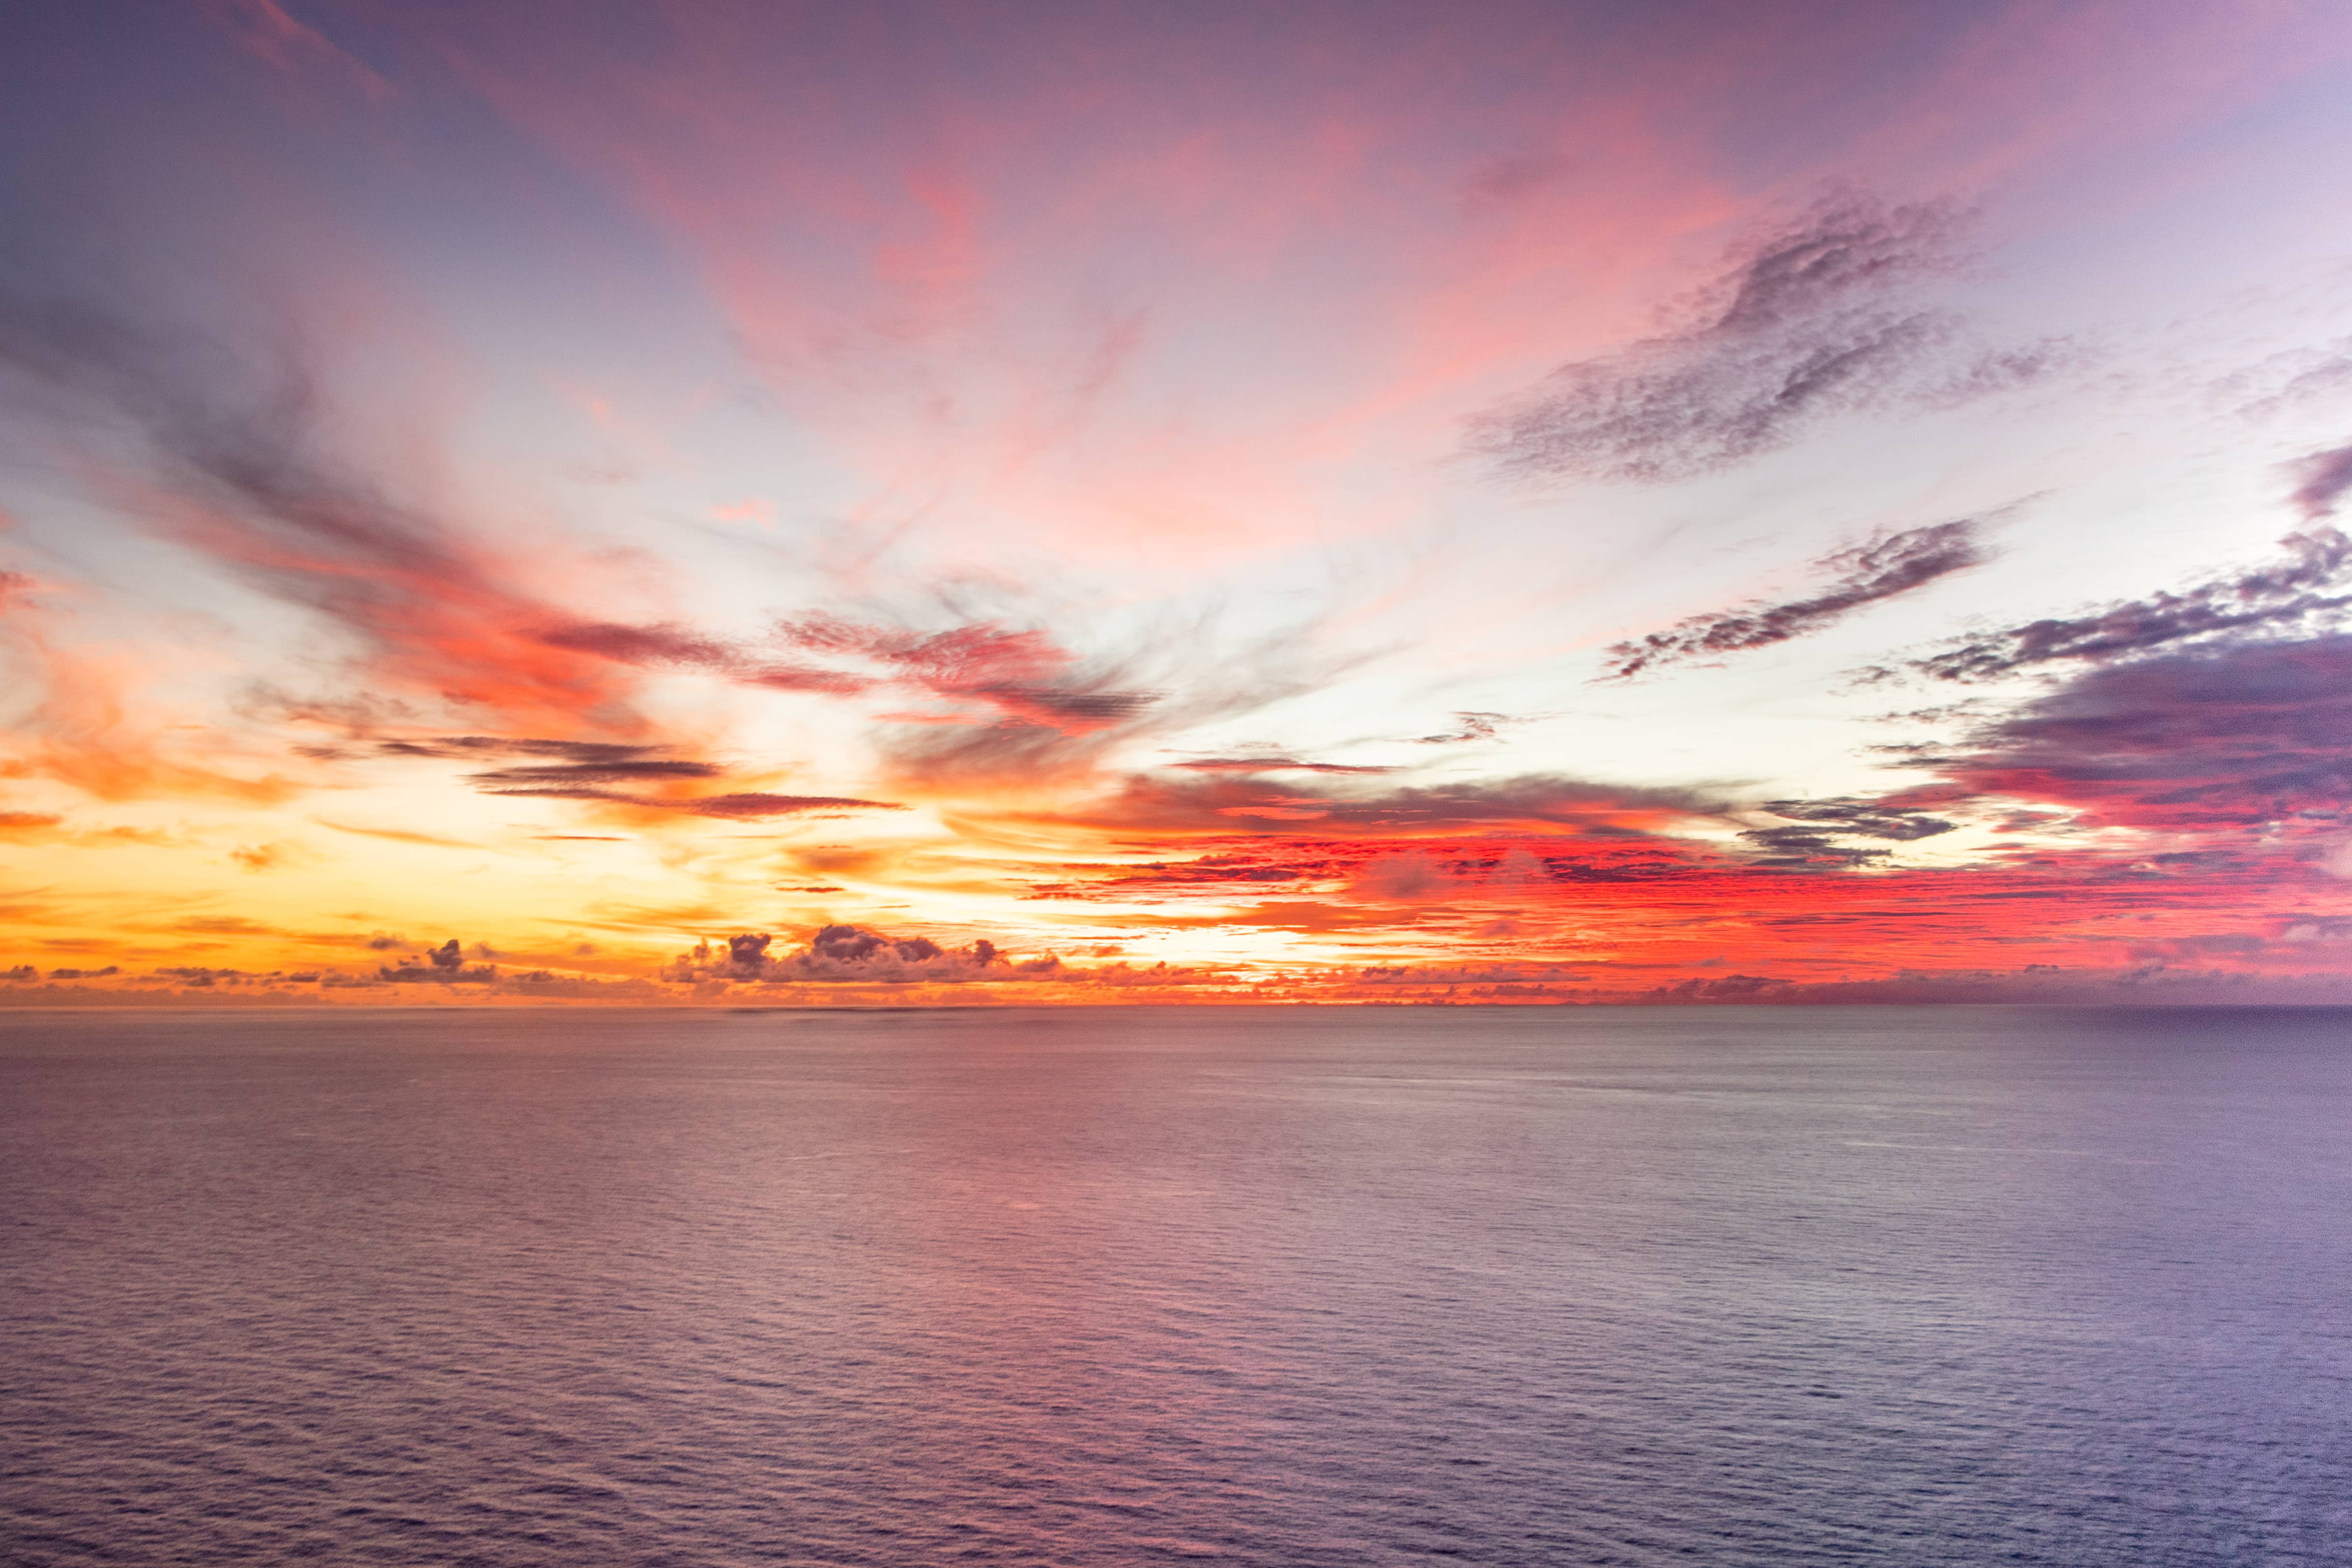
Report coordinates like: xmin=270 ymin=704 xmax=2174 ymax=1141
xmin=2 ymin=1006 xmax=2348 ymax=1566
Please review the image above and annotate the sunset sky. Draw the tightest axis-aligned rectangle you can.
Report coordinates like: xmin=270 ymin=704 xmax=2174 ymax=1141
xmin=8 ymin=0 xmax=2352 ymax=1003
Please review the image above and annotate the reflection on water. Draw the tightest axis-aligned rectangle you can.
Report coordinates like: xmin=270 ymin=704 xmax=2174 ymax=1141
xmin=3 ymin=1005 xmax=2349 ymax=1565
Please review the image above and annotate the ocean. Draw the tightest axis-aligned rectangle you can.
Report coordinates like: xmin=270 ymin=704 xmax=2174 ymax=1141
xmin=2 ymin=1005 xmax=2347 ymax=1566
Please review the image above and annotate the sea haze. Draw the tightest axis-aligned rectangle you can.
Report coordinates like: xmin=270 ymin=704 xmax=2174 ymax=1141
xmin=2 ymin=1006 xmax=2348 ymax=1566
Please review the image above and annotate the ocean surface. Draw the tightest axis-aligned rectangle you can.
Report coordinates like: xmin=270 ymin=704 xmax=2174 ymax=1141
xmin=2 ymin=1006 xmax=2348 ymax=1567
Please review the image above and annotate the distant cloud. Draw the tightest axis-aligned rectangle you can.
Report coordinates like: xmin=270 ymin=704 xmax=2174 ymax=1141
xmin=1907 ymin=524 xmax=2352 ymax=683
xmin=389 ymin=735 xmax=719 ymax=802
xmin=536 ymin=620 xmax=738 ymax=667
xmin=383 ymin=736 xmax=659 ymax=766
xmin=381 ymin=734 xmax=901 ymax=818
xmin=544 ymin=607 xmax=1172 ymax=791
xmin=314 ymin=820 xmax=481 ymax=849
xmin=1740 ymin=797 xmax=1958 ymax=870
xmin=2228 ymin=339 xmax=2352 ymax=422
xmin=377 ymin=936 xmax=495 ymax=982
xmin=1348 ymin=852 xmax=1445 ymax=899
xmin=2288 ymin=442 xmax=2352 ymax=520
xmin=1043 ymin=770 xmax=1724 ymax=840
xmin=1604 ymin=517 xmax=1992 ymax=679
xmin=1408 ymin=712 xmax=1514 ymax=745
xmin=1918 ymin=339 xmax=2077 ymax=409
xmin=1474 ymin=196 xmax=2055 ymax=483
xmin=468 ymin=759 xmax=722 ymax=792
xmin=682 ymin=792 xmax=905 ymax=819
xmin=775 ymin=613 xmax=1157 ymax=730
xmin=536 ymin=620 xmax=874 ymax=694
xmin=668 ymin=923 xmax=1037 ymax=985
xmin=1169 ymin=756 xmax=1394 ymax=774
xmin=651 ymin=922 xmax=1249 ymax=992
xmin=1757 ymin=797 xmax=1957 ymax=841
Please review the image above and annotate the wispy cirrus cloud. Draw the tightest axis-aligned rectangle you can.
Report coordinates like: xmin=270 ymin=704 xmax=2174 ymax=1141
xmin=1408 ymin=712 xmax=1515 ymax=745
xmin=775 ymin=614 xmax=1159 ymax=729
xmin=683 ymin=792 xmax=904 ymax=820
xmin=534 ymin=621 xmax=875 ymax=694
xmin=1167 ymin=756 xmax=1394 ymax=775
xmin=1032 ymin=770 xmax=1727 ymax=841
xmin=1473 ymin=197 xmax=2064 ymax=484
xmin=537 ymin=607 xmax=1180 ymax=769
xmin=0 ymin=563 xmax=299 ymax=803
xmin=378 ymin=736 xmax=903 ymax=819
xmin=2287 ymin=442 xmax=2352 ymax=521
xmin=1604 ymin=516 xmax=1993 ymax=679
xmin=0 ymin=287 xmax=651 ymax=736
xmin=1906 ymin=523 xmax=2352 ymax=684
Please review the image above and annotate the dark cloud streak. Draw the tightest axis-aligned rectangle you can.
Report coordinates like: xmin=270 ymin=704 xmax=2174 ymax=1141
xmin=1740 ymin=796 xmax=1958 ymax=870
xmin=1909 ymin=526 xmax=2352 ymax=683
xmin=1605 ymin=517 xmax=1991 ymax=679
xmin=1474 ymin=197 xmax=2049 ymax=483
xmin=1169 ymin=757 xmax=1394 ymax=774
xmin=379 ymin=735 xmax=902 ymax=819
xmin=1410 ymin=712 xmax=1512 ymax=744
xmin=537 ymin=620 xmax=874 ymax=694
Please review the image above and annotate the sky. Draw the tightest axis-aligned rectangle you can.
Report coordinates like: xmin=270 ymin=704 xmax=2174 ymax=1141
xmin=7 ymin=0 xmax=2352 ymax=1005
